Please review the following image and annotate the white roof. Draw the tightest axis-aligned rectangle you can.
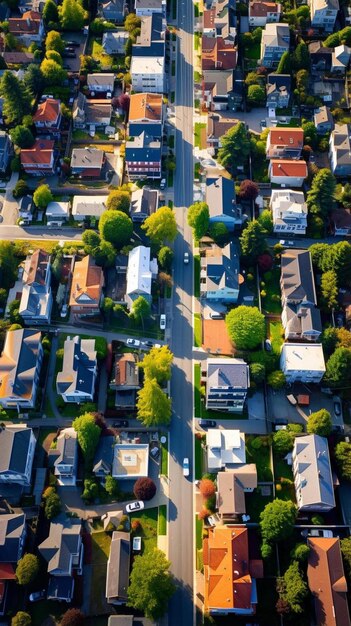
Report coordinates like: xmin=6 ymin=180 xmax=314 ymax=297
xmin=293 ymin=434 xmax=335 ymax=510
xmin=131 ymin=55 xmax=165 ymax=75
xmin=281 ymin=343 xmax=326 ymax=373
xmin=71 ymin=195 xmax=108 ymax=217
xmin=46 ymin=201 xmax=70 ymax=218
xmin=206 ymin=429 xmax=246 ymax=470
xmin=126 ymin=245 xmax=157 ymax=296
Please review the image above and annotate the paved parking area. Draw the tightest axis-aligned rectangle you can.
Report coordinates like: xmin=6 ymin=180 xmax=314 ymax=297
xmin=267 ymin=388 xmax=344 ymax=429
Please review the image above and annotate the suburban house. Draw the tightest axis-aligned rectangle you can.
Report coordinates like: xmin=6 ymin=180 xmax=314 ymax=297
xmin=329 ymin=124 xmax=351 ymax=177
xmin=201 ymin=36 xmax=237 ymax=71
xmin=280 ymin=343 xmax=326 ymax=383
xmin=292 ymin=434 xmax=335 ymax=511
xmin=125 ymin=132 xmax=162 ymax=180
xmin=93 ymin=435 xmax=115 ymax=481
xmin=203 ymin=525 xmax=259 ymax=615
xmin=131 ymin=13 xmax=166 ymax=93
xmin=266 ymin=128 xmax=304 ymax=160
xmin=206 ymin=358 xmax=249 ymax=413
xmin=331 ymin=44 xmax=351 ymax=73
xmin=71 ymin=195 xmax=108 ymax=222
xmin=202 ymin=69 xmax=234 ymax=111
xmin=70 ymin=148 xmax=105 ymax=179
xmin=102 ymin=30 xmax=129 ymax=54
xmin=0 ymin=425 xmax=36 ymax=486
xmin=3 ymin=51 xmax=35 ymax=66
xmin=135 ymin=0 xmax=166 ymax=15
xmin=125 ymin=245 xmax=158 ymax=309
xmin=0 ymin=131 xmax=12 ymax=173
xmin=39 ymin=516 xmax=83 ymax=603
xmin=249 ymin=1 xmax=281 ymax=26
xmin=266 ymin=73 xmax=291 ymax=109
xmin=268 ymin=160 xmax=308 ymax=187
xmin=201 ymin=242 xmax=240 ymax=303
xmin=309 ymin=0 xmax=339 ymax=33
xmin=0 ymin=329 xmax=43 ymax=410
xmin=99 ymin=0 xmax=127 ymax=22
xmin=0 ymin=513 xmax=26 ymax=614
xmin=106 ymin=531 xmax=130 ymax=605
xmin=8 ymin=10 xmax=44 ymax=44
xmin=73 ymin=94 xmax=112 ymax=130
xmin=56 ymin=336 xmax=97 ymax=404
xmin=46 ymin=201 xmax=70 ymax=227
xmin=33 ymin=98 xmax=62 ymax=136
xmin=206 ymin=114 xmax=236 ymax=151
xmin=87 ymin=73 xmax=115 ymax=95
xmin=51 ymin=428 xmax=78 ymax=487
xmin=330 ymin=208 xmax=351 ymax=236
xmin=18 ymin=195 xmax=33 ymax=225
xmin=130 ymin=186 xmax=158 ymax=222
xmin=308 ymin=41 xmax=332 ymax=71
xmin=20 ymin=139 xmax=56 ymax=176
xmin=314 ymin=105 xmax=334 ymax=134
xmin=307 ymin=537 xmax=351 ymax=626
xmin=270 ymin=189 xmax=308 ymax=235
xmin=206 ymin=176 xmax=244 ymax=229
xmin=112 ymin=443 xmax=149 ymax=479
xmin=206 ymin=429 xmax=246 ymax=471
xmin=128 ymin=92 xmax=163 ymax=131
xmin=110 ymin=352 xmax=140 ymax=409
xmin=260 ymin=22 xmax=290 ymax=67
xmin=69 ymin=255 xmax=104 ymax=317
xmin=203 ymin=0 xmax=236 ymax=41
xmin=216 ymin=465 xmax=257 ymax=519
xmin=19 ymin=249 xmax=53 ymax=326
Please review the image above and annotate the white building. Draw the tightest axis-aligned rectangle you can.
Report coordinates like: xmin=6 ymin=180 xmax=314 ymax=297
xmin=206 ymin=429 xmax=246 ymax=472
xmin=46 ymin=201 xmax=70 ymax=227
xmin=309 ymin=0 xmax=339 ymax=33
xmin=56 ymin=336 xmax=97 ymax=404
xmin=280 ymin=343 xmax=326 ymax=383
xmin=131 ymin=56 xmax=165 ymax=93
xmin=249 ymin=1 xmax=281 ymax=27
xmin=270 ymin=189 xmax=307 ymax=234
xmin=125 ymin=245 xmax=158 ymax=309
xmin=71 ymin=195 xmax=108 ymax=222
xmin=112 ymin=443 xmax=149 ymax=479
xmin=87 ymin=73 xmax=115 ymax=94
xmin=292 ymin=434 xmax=335 ymax=511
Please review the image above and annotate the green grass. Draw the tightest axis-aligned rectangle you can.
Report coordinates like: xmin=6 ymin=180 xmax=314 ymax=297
xmin=171 ymin=60 xmax=175 ymax=76
xmin=90 ymin=531 xmax=111 ymax=615
xmin=246 ymin=488 xmax=274 ymax=522
xmin=92 ymin=39 xmax=114 ymax=68
xmin=244 ymin=41 xmax=260 ymax=60
xmin=195 ymin=435 xmax=203 ymax=479
xmin=194 ymin=312 xmax=202 ymax=347
xmin=130 ymin=507 xmax=158 ymax=554
xmin=194 ymin=70 xmax=201 ymax=82
xmin=194 ymin=254 xmax=200 ymax=297
xmin=246 ymin=435 xmax=273 ymax=481
xmin=274 ymin=453 xmax=296 ymax=503
xmin=158 ymin=504 xmax=167 ymax=535
xmin=261 ymin=266 xmax=282 ymax=315
xmin=36 ymin=427 xmax=57 ymax=447
xmin=194 ymin=2 xmax=199 ymax=17
xmin=194 ymin=32 xmax=201 ymax=50
xmin=197 ymin=548 xmax=204 ymax=572
xmin=196 ymin=517 xmax=203 ymax=550
xmin=194 ymin=363 xmax=201 ymax=417
xmin=160 ymin=436 xmax=168 ymax=476
xmin=194 ymin=162 xmax=201 ymax=179
xmin=269 ymin=320 xmax=284 ymax=355
xmin=194 ymin=122 xmax=206 ymax=149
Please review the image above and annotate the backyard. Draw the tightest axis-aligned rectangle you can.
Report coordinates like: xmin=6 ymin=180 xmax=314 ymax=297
xmin=130 ymin=507 xmax=158 ymax=554
xmin=91 ymin=39 xmax=114 ymax=69
xmin=195 ymin=434 xmax=204 ymax=479
xmin=261 ymin=266 xmax=282 ymax=315
xmin=90 ymin=530 xmax=112 ymax=615
xmin=246 ymin=487 xmax=273 ymax=522
xmin=246 ymin=435 xmax=273 ymax=481
xmin=273 ymin=451 xmax=296 ymax=503
xmin=268 ymin=320 xmax=284 ymax=355
xmin=194 ymin=122 xmax=206 ymax=149
xmin=158 ymin=504 xmax=167 ymax=536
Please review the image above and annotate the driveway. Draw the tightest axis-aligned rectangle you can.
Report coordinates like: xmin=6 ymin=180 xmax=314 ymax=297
xmin=1 ymin=172 xmax=19 ymax=225
xmin=267 ymin=388 xmax=343 ymax=429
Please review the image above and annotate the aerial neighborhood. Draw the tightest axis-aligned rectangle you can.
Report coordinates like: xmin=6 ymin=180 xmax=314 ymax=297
xmin=0 ymin=0 xmax=351 ymax=625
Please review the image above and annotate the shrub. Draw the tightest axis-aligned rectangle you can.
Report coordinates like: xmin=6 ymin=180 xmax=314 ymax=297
xmin=291 ymin=543 xmax=310 ymax=563
xmin=311 ymin=514 xmax=324 ymax=525
xmin=205 ymin=494 xmax=216 ymax=512
xmin=261 ymin=542 xmax=272 ymax=559
xmin=250 ymin=436 xmax=262 ymax=450
xmin=131 ymin=519 xmax=141 ymax=532
xmin=133 ymin=477 xmax=157 ymax=501
xmin=199 ymin=479 xmax=216 ymax=498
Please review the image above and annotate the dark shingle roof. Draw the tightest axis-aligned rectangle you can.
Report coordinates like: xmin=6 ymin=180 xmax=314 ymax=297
xmin=0 ymin=514 xmax=25 ymax=563
xmin=0 ymin=427 xmax=32 ymax=475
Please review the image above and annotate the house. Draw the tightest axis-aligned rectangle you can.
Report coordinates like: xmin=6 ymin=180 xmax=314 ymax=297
xmin=0 ymin=131 xmax=12 ymax=173
xmin=309 ymin=0 xmax=339 ymax=33
xmin=292 ymin=434 xmax=335 ymax=511
xmin=0 ymin=425 xmax=36 ymax=486
xmin=125 ymin=245 xmax=158 ymax=309
xmin=206 ymin=429 xmax=246 ymax=471
xmin=330 ymin=208 xmax=351 ymax=236
xmin=280 ymin=343 xmax=326 ymax=383
xmin=249 ymin=1 xmax=281 ymax=26
xmin=131 ymin=56 xmax=165 ymax=93
xmin=112 ymin=443 xmax=149 ymax=479
xmin=102 ymin=30 xmax=129 ymax=54
xmin=228 ymin=68 xmax=245 ymax=110
xmin=201 ymin=242 xmax=240 ymax=303
xmin=130 ymin=186 xmax=158 ymax=222
xmin=56 ymin=336 xmax=97 ymax=404
xmin=307 ymin=538 xmax=351 ymax=626
xmin=280 ymin=249 xmax=317 ymax=308
xmin=132 ymin=13 xmax=165 ymax=57
xmin=268 ymin=159 xmax=308 ymax=187
xmin=110 ymin=352 xmax=140 ymax=408
xmin=216 ymin=465 xmax=257 ymax=518
xmin=203 ymin=525 xmax=259 ymax=615
xmin=99 ymin=0 xmax=126 ymax=22
xmin=206 ymin=114 xmax=236 ymax=151
xmin=206 ymin=358 xmax=249 ymax=413
xmin=206 ymin=176 xmax=243 ymax=229
xmin=135 ymin=0 xmax=165 ymax=16
xmin=33 ymin=98 xmax=61 ymax=136
xmin=201 ymin=36 xmax=237 ymax=71
xmin=69 ymin=255 xmax=104 ymax=317
xmin=331 ymin=44 xmax=351 ymax=73
xmin=18 ymin=195 xmax=33 ymax=225
xmin=0 ymin=513 xmax=26 ymax=614
xmin=266 ymin=73 xmax=291 ymax=109
xmin=71 ymin=195 xmax=108 ymax=222
xmin=8 ymin=11 xmax=44 ymax=44
xmin=202 ymin=69 xmax=234 ymax=111
xmin=106 ymin=531 xmax=130 ymax=604
xmin=93 ymin=435 xmax=115 ymax=481
xmin=314 ymin=105 xmax=334 ymax=134
xmin=51 ymin=428 xmax=78 ymax=487
xmin=46 ymin=201 xmax=70 ymax=227
xmin=266 ymin=128 xmax=304 ymax=160
xmin=260 ymin=22 xmax=290 ymax=68
xmin=20 ymin=139 xmax=56 ymax=176
xmin=73 ymin=93 xmax=112 ymax=130
xmin=203 ymin=0 xmax=236 ymax=42
xmin=0 ymin=329 xmax=43 ymax=410
xmin=39 ymin=515 xmax=83 ymax=602
xmin=3 ymin=51 xmax=35 ymax=65
xmin=270 ymin=189 xmax=307 ymax=235
xmin=19 ymin=249 xmax=53 ymax=325
xmin=125 ymin=132 xmax=161 ymax=180
xmin=87 ymin=73 xmax=115 ymax=95
xmin=282 ymin=303 xmax=322 ymax=341
xmin=329 ymin=124 xmax=351 ymax=177
xmin=129 ymin=92 xmax=163 ymax=126
xmin=70 ymin=148 xmax=104 ymax=179
xmin=308 ymin=41 xmax=332 ymax=71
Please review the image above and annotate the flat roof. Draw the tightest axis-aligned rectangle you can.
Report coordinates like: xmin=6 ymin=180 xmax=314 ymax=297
xmin=112 ymin=443 xmax=149 ymax=479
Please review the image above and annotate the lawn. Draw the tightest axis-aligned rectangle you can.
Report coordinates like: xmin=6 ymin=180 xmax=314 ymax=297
xmin=195 ymin=435 xmax=203 ymax=479
xmin=160 ymin=435 xmax=168 ymax=476
xmin=273 ymin=453 xmax=296 ymax=503
xmin=196 ymin=517 xmax=203 ymax=550
xmin=246 ymin=435 xmax=273 ymax=481
xmin=92 ymin=39 xmax=114 ymax=68
xmin=261 ymin=266 xmax=282 ymax=315
xmin=194 ymin=254 xmax=200 ymax=297
xmin=194 ymin=363 xmax=201 ymax=417
xmin=194 ymin=122 xmax=206 ymax=149
xmin=194 ymin=312 xmax=202 ymax=347
xmin=268 ymin=320 xmax=284 ymax=355
xmin=90 ymin=531 xmax=111 ymax=615
xmin=130 ymin=507 xmax=158 ymax=553
xmin=158 ymin=504 xmax=167 ymax=535
xmin=194 ymin=32 xmax=201 ymax=50
xmin=245 ymin=488 xmax=273 ymax=522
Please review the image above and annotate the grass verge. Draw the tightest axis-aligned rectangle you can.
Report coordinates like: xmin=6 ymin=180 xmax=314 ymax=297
xmin=269 ymin=320 xmax=284 ymax=355
xmin=194 ymin=312 xmax=202 ymax=347
xmin=160 ymin=436 xmax=168 ymax=476
xmin=194 ymin=254 xmax=200 ymax=298
xmin=158 ymin=504 xmax=167 ymax=535
xmin=246 ymin=435 xmax=273 ymax=481
xmin=90 ymin=531 xmax=111 ymax=615
xmin=195 ymin=435 xmax=203 ymax=479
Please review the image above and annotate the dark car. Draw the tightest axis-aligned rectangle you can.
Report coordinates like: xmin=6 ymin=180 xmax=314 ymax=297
xmin=198 ymin=419 xmax=216 ymax=428
xmin=66 ymin=40 xmax=80 ymax=47
xmin=63 ymin=52 xmax=76 ymax=58
xmin=113 ymin=420 xmax=128 ymax=428
xmin=334 ymin=400 xmax=342 ymax=416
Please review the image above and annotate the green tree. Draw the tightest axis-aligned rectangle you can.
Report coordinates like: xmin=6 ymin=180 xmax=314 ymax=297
xmin=104 ymin=475 xmax=119 ymax=497
xmin=218 ymin=122 xmax=250 ymax=170
xmin=42 ymin=0 xmax=59 ymax=25
xmin=292 ymin=41 xmax=310 ymax=71
xmin=307 ymin=408 xmax=332 ymax=436
xmin=322 ymin=326 xmax=339 ymax=356
xmin=8 ymin=299 xmax=22 ymax=325
xmin=341 ymin=537 xmax=351 ymax=582
xmin=320 ymin=270 xmax=338 ymax=309
xmin=309 ymin=242 xmax=330 ymax=271
xmin=137 ymin=378 xmax=171 ymax=426
xmin=142 ymin=206 xmax=177 ymax=244
xmin=93 ymin=240 xmax=116 ymax=267
xmin=0 ymin=71 xmax=31 ymax=124
xmin=139 ymin=345 xmax=173 ymax=384
xmin=106 ymin=189 xmax=131 ymax=214
xmin=325 ymin=347 xmax=351 ymax=388
xmin=267 ymin=370 xmax=286 ymax=390
xmin=276 ymin=51 xmax=291 ymax=74
xmin=59 ymin=0 xmax=85 ymax=30
xmin=46 ymin=50 xmax=63 ymax=66
xmin=260 ymin=499 xmax=297 ymax=543
xmin=225 ymin=306 xmax=265 ymax=349
xmin=279 ymin=561 xmax=308 ymax=614
xmin=335 ymin=441 xmax=351 ymax=480
xmin=11 ymin=612 xmax=32 ymax=626
xmin=273 ymin=429 xmax=294 ymax=455
xmin=23 ymin=64 xmax=45 ymax=97
xmin=99 ymin=210 xmax=133 ymax=249
xmin=45 ymin=491 xmax=62 ymax=519
xmin=249 ymin=362 xmax=266 ymax=384
xmin=307 ymin=168 xmax=336 ymax=217
xmin=45 ymin=30 xmax=64 ymax=55
xmin=258 ymin=209 xmax=273 ymax=234
xmin=130 ymin=295 xmax=150 ymax=324
xmin=0 ymin=242 xmax=19 ymax=290
xmin=40 ymin=59 xmax=67 ymax=86
xmin=302 ymin=121 xmax=318 ymax=148
xmin=187 ymin=202 xmax=209 ymax=240
xmin=240 ymin=219 xmax=267 ymax=260
xmin=291 ymin=543 xmax=310 ymax=563
xmin=247 ymin=84 xmax=266 ymax=106
xmin=73 ymin=412 xmax=101 ymax=468
xmin=328 ymin=241 xmax=351 ymax=283
xmin=124 ymin=12 xmax=141 ymax=32
xmin=158 ymin=246 xmax=173 ymax=272
xmin=33 ymin=184 xmax=53 ymax=209
xmin=16 ymin=554 xmax=40 ymax=586
xmin=10 ymin=125 xmax=34 ymax=148
xmin=127 ymin=549 xmax=176 ymax=620
xmin=82 ymin=229 xmax=101 ymax=250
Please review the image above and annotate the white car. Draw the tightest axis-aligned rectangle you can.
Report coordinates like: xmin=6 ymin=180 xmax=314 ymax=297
xmin=160 ymin=314 xmax=166 ymax=330
xmin=184 ymin=252 xmax=189 ymax=264
xmin=183 ymin=457 xmax=190 ymax=477
xmin=126 ymin=500 xmax=144 ymax=513
xmin=29 ymin=590 xmax=46 ymax=602
xmin=133 ymin=536 xmax=142 ymax=551
xmin=60 ymin=304 xmax=68 ymax=318
xmin=126 ymin=338 xmax=141 ymax=347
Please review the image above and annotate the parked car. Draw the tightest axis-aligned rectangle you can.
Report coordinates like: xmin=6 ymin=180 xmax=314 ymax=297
xmin=160 ymin=178 xmax=166 ymax=190
xmin=183 ymin=457 xmax=190 ymax=477
xmin=142 ymin=340 xmax=155 ymax=348
xmin=160 ymin=314 xmax=166 ymax=330
xmin=334 ymin=398 xmax=342 ymax=416
xmin=279 ymin=240 xmax=294 ymax=246
xmin=126 ymin=338 xmax=140 ymax=347
xmin=65 ymin=40 xmax=80 ymax=47
xmin=113 ymin=420 xmax=128 ymax=428
xmin=133 ymin=536 xmax=142 ymax=551
xmin=309 ymin=529 xmax=333 ymax=538
xmin=126 ymin=500 xmax=144 ymax=513
xmin=184 ymin=252 xmax=189 ymax=264
xmin=60 ymin=304 xmax=68 ymax=318
xmin=335 ymin=312 xmax=344 ymax=328
xmin=29 ymin=590 xmax=46 ymax=602
xmin=264 ymin=339 xmax=272 ymax=352
xmin=198 ymin=419 xmax=216 ymax=428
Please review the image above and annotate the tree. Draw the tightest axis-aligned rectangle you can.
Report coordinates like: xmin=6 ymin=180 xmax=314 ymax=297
xmin=82 ymin=229 xmax=101 ymax=249
xmin=0 ymin=71 xmax=31 ymax=124
xmin=130 ymin=295 xmax=150 ymax=324
xmin=267 ymin=370 xmax=286 ymax=390
xmin=258 ymin=209 xmax=273 ymax=234
xmin=45 ymin=491 xmax=62 ymax=519
xmin=134 ymin=477 xmax=157 ymax=501
xmin=33 ymin=184 xmax=53 ymax=209
xmin=291 ymin=543 xmax=310 ymax=563
xmin=258 ymin=252 xmax=273 ymax=273
xmin=335 ymin=441 xmax=351 ymax=480
xmin=45 ymin=30 xmax=64 ymax=55
xmin=137 ymin=378 xmax=171 ymax=426
xmin=209 ymin=222 xmax=228 ymax=243
xmin=40 ymin=59 xmax=67 ymax=86
xmin=142 ymin=206 xmax=177 ymax=244
xmin=302 ymin=121 xmax=318 ymax=149
xmin=322 ymin=326 xmax=339 ymax=356
xmin=279 ymin=561 xmax=308 ymax=614
xmin=8 ymin=299 xmax=21 ymax=325
xmin=16 ymin=554 xmax=40 ymax=586
xmin=249 ymin=362 xmax=266 ymax=384
xmin=10 ymin=125 xmax=34 ymax=148
xmin=106 ymin=189 xmax=131 ymax=214
xmin=320 ymin=270 xmax=338 ymax=309
xmin=0 ymin=242 xmax=19 ymax=290
xmin=104 ymin=475 xmax=119 ymax=497
xmin=23 ymin=64 xmax=45 ymax=97
xmin=124 ymin=13 xmax=141 ymax=33
xmin=199 ymin=479 xmax=216 ymax=498
xmin=309 ymin=242 xmax=330 ymax=271
xmin=93 ymin=240 xmax=116 ymax=268
xmin=273 ymin=429 xmax=294 ymax=455
xmin=239 ymin=179 xmax=259 ymax=200
xmin=158 ymin=246 xmax=173 ymax=272
xmin=341 ymin=537 xmax=351 ymax=582
xmin=11 ymin=612 xmax=31 ymax=626
xmin=328 ymin=241 xmax=351 ymax=283
xmin=260 ymin=499 xmax=297 ymax=543
xmin=187 ymin=202 xmax=209 ymax=240
xmin=276 ymin=50 xmax=291 ymax=73
xmin=218 ymin=122 xmax=250 ymax=169
xmin=240 ymin=220 xmax=267 ymax=260
xmin=59 ymin=0 xmax=85 ymax=30
xmin=336 ymin=327 xmax=351 ymax=348
xmin=307 ymin=409 xmax=332 ymax=436
xmin=127 ymin=549 xmax=175 ymax=620
xmin=60 ymin=609 xmax=85 ymax=626
xmin=42 ymin=0 xmax=59 ymax=26
xmin=325 ymin=347 xmax=351 ymax=387
xmin=307 ymin=168 xmax=336 ymax=217
xmin=292 ymin=41 xmax=310 ymax=71
xmin=116 ymin=93 xmax=130 ymax=113
xmin=99 ymin=210 xmax=133 ymax=249
xmin=46 ymin=50 xmax=63 ymax=66
xmin=225 ymin=306 xmax=265 ymax=350
xmin=73 ymin=412 xmax=101 ymax=467
xmin=139 ymin=345 xmax=173 ymax=384
xmin=247 ymin=84 xmax=266 ymax=106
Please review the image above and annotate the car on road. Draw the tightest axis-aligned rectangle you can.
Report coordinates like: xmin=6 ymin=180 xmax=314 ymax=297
xmin=160 ymin=314 xmax=166 ymax=330
xmin=184 ymin=252 xmax=189 ymax=264
xmin=264 ymin=339 xmax=272 ymax=352
xmin=334 ymin=398 xmax=342 ymax=416
xmin=183 ymin=457 xmax=190 ymax=477
xmin=201 ymin=158 xmax=216 ymax=167
xmin=113 ymin=420 xmax=128 ymax=428
xmin=29 ymin=590 xmax=46 ymax=602
xmin=126 ymin=500 xmax=144 ymax=513
xmin=198 ymin=419 xmax=216 ymax=428
xmin=65 ymin=40 xmax=80 ymax=47
xmin=260 ymin=119 xmax=267 ymax=128
xmin=142 ymin=340 xmax=161 ymax=349
xmin=126 ymin=338 xmax=140 ymax=347
xmin=160 ymin=178 xmax=166 ymax=190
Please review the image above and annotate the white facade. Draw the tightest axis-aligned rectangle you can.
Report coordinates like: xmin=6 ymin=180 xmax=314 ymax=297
xmin=271 ymin=189 xmax=307 ymax=234
xmin=206 ymin=429 xmax=246 ymax=471
xmin=71 ymin=195 xmax=108 ymax=221
xmin=131 ymin=56 xmax=165 ymax=93
xmin=249 ymin=1 xmax=281 ymax=26
xmin=46 ymin=201 xmax=70 ymax=226
xmin=309 ymin=0 xmax=339 ymax=32
xmin=280 ymin=343 xmax=326 ymax=383
xmin=125 ymin=245 xmax=158 ymax=308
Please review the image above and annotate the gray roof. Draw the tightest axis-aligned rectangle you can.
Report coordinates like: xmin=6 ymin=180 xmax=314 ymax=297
xmin=93 ymin=435 xmax=115 ymax=475
xmin=206 ymin=176 xmax=238 ymax=220
xmin=108 ymin=617 xmax=156 ymax=626
xmin=47 ymin=575 xmax=74 ymax=601
xmin=0 ymin=329 xmax=42 ymax=402
xmin=314 ymin=106 xmax=334 ymax=129
xmin=205 ymin=242 xmax=239 ymax=293
xmin=87 ymin=73 xmax=115 ymax=88
xmin=130 ymin=187 xmax=158 ymax=220
xmin=0 ymin=513 xmax=25 ymax=562
xmin=293 ymin=435 xmax=335 ymax=510
xmin=280 ymin=250 xmax=317 ymax=305
xmin=102 ymin=30 xmax=128 ymax=55
xmin=132 ymin=13 xmax=165 ymax=57
xmin=0 ymin=426 xmax=33 ymax=476
xmin=54 ymin=428 xmax=78 ymax=468
xmin=39 ymin=515 xmax=81 ymax=575
xmin=266 ymin=73 xmax=291 ymax=96
xmin=207 ymin=358 xmax=249 ymax=391
xmin=202 ymin=69 xmax=233 ymax=95
xmin=71 ymin=148 xmax=104 ymax=169
xmin=56 ymin=335 xmax=97 ymax=397
xmin=284 ymin=304 xmax=322 ymax=336
xmin=126 ymin=131 xmax=161 ymax=163
xmin=262 ymin=22 xmax=290 ymax=49
xmin=106 ymin=531 xmax=130 ymax=603
xmin=331 ymin=124 xmax=351 ymax=166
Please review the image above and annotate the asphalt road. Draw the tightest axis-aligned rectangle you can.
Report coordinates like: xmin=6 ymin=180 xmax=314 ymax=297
xmin=168 ymin=2 xmax=195 ymax=625
xmin=0 ymin=225 xmax=84 ymax=241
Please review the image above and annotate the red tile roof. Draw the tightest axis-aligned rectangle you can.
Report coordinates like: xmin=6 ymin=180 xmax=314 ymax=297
xmin=270 ymin=159 xmax=308 ymax=177
xmin=33 ymin=98 xmax=60 ymax=124
xmin=9 ymin=11 xmax=41 ymax=35
xmin=20 ymin=139 xmax=54 ymax=166
xmin=202 ymin=36 xmax=237 ymax=71
xmin=250 ymin=1 xmax=280 ymax=17
xmin=269 ymin=127 xmax=304 ymax=149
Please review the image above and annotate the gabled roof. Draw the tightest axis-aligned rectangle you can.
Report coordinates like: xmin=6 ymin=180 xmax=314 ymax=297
xmin=71 ymin=148 xmax=104 ymax=169
xmin=0 ymin=426 xmax=33 ymax=475
xmin=126 ymin=245 xmax=157 ymax=296
xmin=314 ymin=105 xmax=334 ymax=128
xmin=24 ymin=249 xmax=50 ymax=286
xmin=130 ymin=187 xmax=158 ymax=219
xmin=280 ymin=249 xmax=316 ymax=304
xmin=293 ymin=434 xmax=335 ymax=509
xmin=114 ymin=353 xmax=139 ymax=387
xmin=217 ymin=465 xmax=257 ymax=516
xmin=207 ymin=358 xmax=249 ymax=390
xmin=205 ymin=242 xmax=240 ymax=293
xmin=54 ymin=428 xmax=78 ymax=468
xmin=21 ymin=139 xmax=54 ymax=166
xmin=270 ymin=159 xmax=308 ymax=178
xmin=0 ymin=513 xmax=26 ymax=563
xmin=33 ymin=98 xmax=60 ymax=124
xmin=0 ymin=330 xmax=41 ymax=402
xmin=250 ymin=1 xmax=281 ymax=17
xmin=106 ymin=531 xmax=130 ymax=602
xmin=261 ymin=22 xmax=289 ymax=48
xmin=87 ymin=73 xmax=115 ymax=88
xmin=129 ymin=93 xmax=162 ymax=122
xmin=269 ymin=127 xmax=303 ymax=149
xmin=39 ymin=515 xmax=81 ymax=575
xmin=69 ymin=255 xmax=104 ymax=307
xmin=202 ymin=36 xmax=237 ymax=70
xmin=9 ymin=10 xmax=41 ymax=35
xmin=206 ymin=176 xmax=236 ymax=219
xmin=93 ymin=435 xmax=114 ymax=475
xmin=57 ymin=336 xmax=97 ymax=396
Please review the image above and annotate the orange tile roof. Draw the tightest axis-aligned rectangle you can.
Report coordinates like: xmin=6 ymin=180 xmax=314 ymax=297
xmin=20 ymin=139 xmax=54 ymax=166
xmin=33 ymin=98 xmax=60 ymax=124
xmin=203 ymin=525 xmax=254 ymax=613
xmin=9 ymin=11 xmax=41 ymax=35
xmin=202 ymin=36 xmax=237 ymax=71
xmin=129 ymin=93 xmax=162 ymax=122
xmin=250 ymin=1 xmax=280 ymax=17
xmin=271 ymin=159 xmax=308 ymax=177
xmin=69 ymin=255 xmax=104 ymax=308
xmin=269 ymin=127 xmax=304 ymax=148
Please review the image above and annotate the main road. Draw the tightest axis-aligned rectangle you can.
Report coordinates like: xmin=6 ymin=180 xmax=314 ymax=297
xmin=168 ymin=0 xmax=195 ymax=625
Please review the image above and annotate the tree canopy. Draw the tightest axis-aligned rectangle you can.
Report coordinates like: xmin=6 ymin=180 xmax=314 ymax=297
xmin=16 ymin=554 xmax=40 ymax=586
xmin=130 ymin=296 xmax=150 ymax=323
xmin=306 ymin=409 xmax=332 ymax=437
xmin=40 ymin=59 xmax=67 ymax=86
xmin=276 ymin=51 xmax=291 ymax=73
xmin=187 ymin=202 xmax=209 ymax=240
xmin=240 ymin=219 xmax=267 ymax=260
xmin=320 ymin=270 xmax=338 ymax=309
xmin=310 ymin=241 xmax=351 ymax=284
xmin=218 ymin=122 xmax=251 ymax=169
xmin=127 ymin=549 xmax=176 ymax=619
xmin=142 ymin=206 xmax=177 ymax=244
xmin=307 ymin=168 xmax=336 ymax=216
xmin=139 ymin=345 xmax=173 ymax=384
xmin=273 ymin=429 xmax=294 ymax=455
xmin=247 ymin=84 xmax=266 ymax=106
xmin=10 ymin=125 xmax=34 ymax=148
xmin=133 ymin=477 xmax=156 ymax=501
xmin=45 ymin=30 xmax=64 ymax=55
xmin=106 ymin=189 xmax=131 ymax=214
xmin=0 ymin=242 xmax=19 ymax=290
xmin=267 ymin=370 xmax=286 ymax=390
xmin=33 ymin=184 xmax=53 ymax=209
xmin=137 ymin=378 xmax=171 ymax=426
xmin=59 ymin=0 xmax=85 ymax=30
xmin=260 ymin=499 xmax=297 ymax=543
xmin=0 ymin=71 xmax=31 ymax=124
xmin=42 ymin=0 xmax=59 ymax=25
xmin=73 ymin=412 xmax=101 ymax=468
xmin=158 ymin=246 xmax=173 ymax=272
xmin=239 ymin=179 xmax=259 ymax=200
xmin=226 ymin=306 xmax=265 ymax=349
xmin=60 ymin=609 xmax=85 ymax=626
xmin=335 ymin=441 xmax=351 ymax=480
xmin=11 ymin=612 xmax=32 ymax=626
xmin=99 ymin=209 xmax=133 ymax=249
xmin=325 ymin=347 xmax=351 ymax=388
xmin=23 ymin=64 xmax=45 ymax=97
xmin=278 ymin=561 xmax=308 ymax=615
